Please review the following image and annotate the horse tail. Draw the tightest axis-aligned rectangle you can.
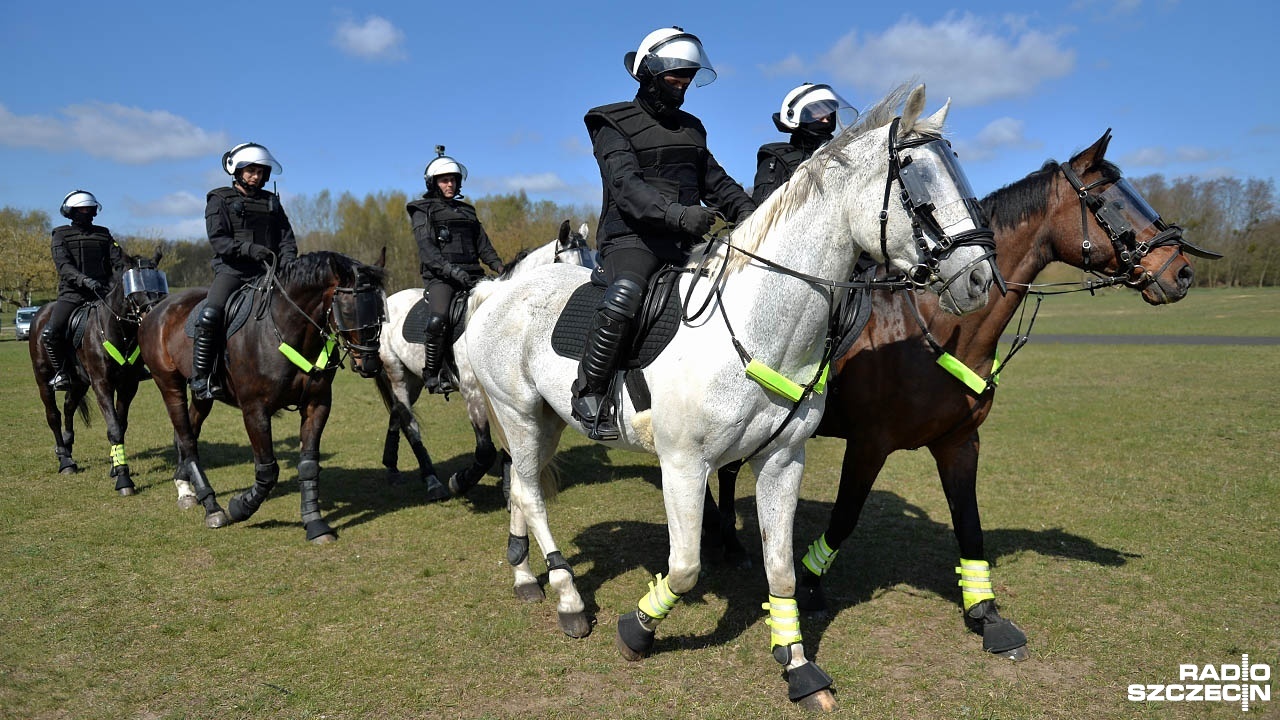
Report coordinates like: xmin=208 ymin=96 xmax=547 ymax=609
xmin=76 ymin=397 xmax=91 ymax=426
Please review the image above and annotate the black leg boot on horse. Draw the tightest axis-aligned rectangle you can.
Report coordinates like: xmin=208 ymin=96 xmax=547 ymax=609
xmin=42 ymin=325 xmax=73 ymax=390
xmin=422 ymin=313 xmax=457 ymax=396
xmin=190 ymin=306 xmax=224 ymax=401
xmin=571 ymin=278 xmax=644 ymax=442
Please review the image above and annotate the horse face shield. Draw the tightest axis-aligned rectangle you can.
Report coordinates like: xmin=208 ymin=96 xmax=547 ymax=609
xmin=121 ymin=267 xmax=169 ymax=318
xmin=332 ymin=285 xmax=386 ymax=377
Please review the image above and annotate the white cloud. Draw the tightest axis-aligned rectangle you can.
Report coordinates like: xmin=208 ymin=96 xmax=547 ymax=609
xmin=333 ymin=16 xmax=406 ymax=61
xmin=0 ymin=102 xmax=228 ymax=163
xmin=953 ymin=117 xmax=1042 ymax=162
xmin=559 ymin=136 xmax=593 ymax=156
xmin=1120 ymin=146 xmax=1223 ymax=167
xmin=759 ymin=54 xmax=806 ymax=78
xmin=815 ymin=14 xmax=1075 ymax=106
xmin=496 ymin=173 xmax=568 ymax=193
xmin=128 ymin=191 xmax=206 ymax=217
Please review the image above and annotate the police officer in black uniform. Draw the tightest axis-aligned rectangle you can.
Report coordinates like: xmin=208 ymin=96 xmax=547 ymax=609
xmin=573 ymin=27 xmax=756 ymax=441
xmin=752 ymin=83 xmax=858 ymax=204
xmin=408 ymin=147 xmax=506 ymax=394
xmin=44 ymin=190 xmax=125 ymax=389
xmin=191 ymin=142 xmax=297 ymax=400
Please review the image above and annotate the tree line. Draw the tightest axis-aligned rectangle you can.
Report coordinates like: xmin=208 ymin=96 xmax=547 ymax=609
xmin=3 ymin=173 xmax=1276 ymax=308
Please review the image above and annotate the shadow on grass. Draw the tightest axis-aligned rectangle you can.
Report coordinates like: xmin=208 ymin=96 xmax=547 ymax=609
xmin=549 ymin=488 xmax=1136 ymax=657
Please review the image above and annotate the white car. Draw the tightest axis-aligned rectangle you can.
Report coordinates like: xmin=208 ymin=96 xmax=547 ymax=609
xmin=14 ymin=306 xmax=39 ymax=341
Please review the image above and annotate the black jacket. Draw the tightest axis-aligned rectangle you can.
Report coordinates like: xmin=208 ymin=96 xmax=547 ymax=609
xmin=51 ymin=223 xmax=124 ymax=300
xmin=752 ymin=133 xmax=830 ymax=205
xmin=408 ymin=195 xmax=503 ymax=284
xmin=205 ymin=185 xmax=297 ymax=279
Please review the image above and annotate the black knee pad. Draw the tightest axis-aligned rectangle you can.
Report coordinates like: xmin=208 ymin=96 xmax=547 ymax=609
xmin=601 ymin=277 xmax=645 ymax=322
xmin=197 ymin=305 xmax=224 ymax=331
xmin=41 ymin=323 xmax=61 ymax=345
xmin=424 ymin=313 xmax=448 ymax=337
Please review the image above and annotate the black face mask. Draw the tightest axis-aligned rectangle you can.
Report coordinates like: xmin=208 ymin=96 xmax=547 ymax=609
xmin=637 ymin=75 xmax=687 ymax=118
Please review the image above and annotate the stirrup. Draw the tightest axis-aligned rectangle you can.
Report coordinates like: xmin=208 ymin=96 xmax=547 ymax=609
xmin=190 ymin=376 xmax=221 ymax=401
xmin=572 ymin=394 xmax=619 ymax=441
xmin=48 ymin=372 xmax=71 ymax=390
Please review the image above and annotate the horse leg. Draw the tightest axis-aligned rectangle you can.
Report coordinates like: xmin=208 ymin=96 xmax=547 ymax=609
xmin=749 ymin=447 xmax=836 ymax=711
xmin=796 ymin=438 xmax=888 ymax=612
xmin=89 ymin=377 xmax=135 ymax=495
xmin=705 ymin=461 xmax=750 ymax=568
xmin=507 ymin=501 xmax=544 ymax=603
xmin=297 ymin=393 xmax=338 ymax=543
xmin=933 ymin=436 xmax=1028 ymax=660
xmin=374 ymin=373 xmax=405 ymax=483
xmin=447 ymin=416 xmax=498 ymax=497
xmin=111 ymin=378 xmax=141 ymax=495
xmin=227 ymin=405 xmax=280 ymax=525
xmin=502 ymin=406 xmax=586 ymax=636
xmin=382 ymin=371 xmax=447 ymax=500
xmin=59 ymin=386 xmax=87 ymax=473
xmin=36 ymin=380 xmax=77 ymax=474
xmin=164 ymin=391 xmax=227 ymax=526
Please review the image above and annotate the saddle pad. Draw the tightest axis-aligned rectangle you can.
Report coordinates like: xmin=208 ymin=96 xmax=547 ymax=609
xmin=550 ymin=278 xmax=683 ymax=370
xmin=184 ymin=286 xmax=257 ymax=339
xmin=69 ymin=303 xmax=93 ymax=349
xmin=401 ymin=291 xmax=466 ymax=345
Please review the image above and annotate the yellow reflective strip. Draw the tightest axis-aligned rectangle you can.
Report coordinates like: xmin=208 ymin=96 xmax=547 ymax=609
xmin=802 ymin=534 xmax=839 ymax=576
xmin=745 ymin=359 xmax=803 ymax=402
xmin=991 ymin=357 xmax=1002 ymax=386
xmin=127 ymin=345 xmax=141 ymax=365
xmin=102 ymin=340 xmax=127 ymax=366
xmin=812 ymin=363 xmax=830 ymax=395
xmin=278 ymin=342 xmax=314 ymax=372
xmin=110 ymin=444 xmax=127 ymax=467
xmin=936 ymin=352 xmax=989 ymax=394
xmin=638 ymin=573 xmax=680 ymax=620
xmin=762 ymin=596 xmax=803 ymax=649
xmin=959 ymin=558 xmax=990 ymax=570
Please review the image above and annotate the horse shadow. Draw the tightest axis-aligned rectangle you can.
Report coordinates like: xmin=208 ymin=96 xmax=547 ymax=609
xmin=562 ymin=488 xmax=1137 ymax=656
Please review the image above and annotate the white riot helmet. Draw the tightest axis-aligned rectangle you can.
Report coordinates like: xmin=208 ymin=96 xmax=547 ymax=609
xmin=625 ymin=26 xmax=716 ymax=87
xmin=60 ymin=190 xmax=102 ymax=219
xmin=424 ymin=145 xmax=468 ymax=190
xmin=774 ymin=83 xmax=859 ymax=134
xmin=221 ymin=142 xmax=283 ymax=178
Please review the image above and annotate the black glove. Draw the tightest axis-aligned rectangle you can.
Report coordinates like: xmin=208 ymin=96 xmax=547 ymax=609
xmin=246 ymin=244 xmax=273 ymax=263
xmin=492 ymin=262 xmax=507 ymax=276
xmin=82 ymin=277 xmax=104 ymax=294
xmin=449 ymin=267 xmax=475 ymax=288
xmin=678 ymin=205 xmax=717 ymax=238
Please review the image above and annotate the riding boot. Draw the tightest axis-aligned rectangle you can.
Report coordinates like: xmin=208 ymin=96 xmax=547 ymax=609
xmin=571 ymin=311 xmax=632 ymax=441
xmin=190 ymin=306 xmax=224 ymax=401
xmin=422 ymin=331 xmax=456 ymax=395
xmin=44 ymin=327 xmax=71 ymax=390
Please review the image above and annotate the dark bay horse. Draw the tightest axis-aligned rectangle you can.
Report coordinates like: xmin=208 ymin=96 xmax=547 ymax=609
xmin=711 ymin=131 xmax=1219 ymax=659
xmin=139 ymin=251 xmax=387 ymax=543
xmin=29 ymin=250 xmax=168 ymax=494
xmin=376 ymin=221 xmax=596 ymax=500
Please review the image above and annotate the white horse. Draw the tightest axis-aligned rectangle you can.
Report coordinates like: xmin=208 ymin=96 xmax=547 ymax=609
xmin=457 ymin=84 xmax=995 ymax=710
xmin=375 ymin=221 xmax=595 ymax=499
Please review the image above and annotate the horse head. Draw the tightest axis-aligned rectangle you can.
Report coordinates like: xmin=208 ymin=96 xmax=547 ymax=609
xmin=1057 ymin=131 xmax=1220 ymax=304
xmin=282 ymin=251 xmax=388 ymax=378
xmin=554 ymin=219 xmax=597 ymax=269
xmin=119 ymin=248 xmax=169 ymax=322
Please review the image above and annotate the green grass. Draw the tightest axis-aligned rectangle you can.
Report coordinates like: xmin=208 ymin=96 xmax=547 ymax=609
xmin=0 ymin=287 xmax=1276 ymax=719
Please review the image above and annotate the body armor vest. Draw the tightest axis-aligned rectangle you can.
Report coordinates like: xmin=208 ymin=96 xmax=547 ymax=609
xmin=408 ymin=197 xmax=484 ymax=269
xmin=757 ymin=141 xmax=809 ymax=184
xmin=54 ymin=225 xmax=115 ymax=286
xmin=210 ymin=186 xmax=281 ymax=251
xmin=586 ymin=101 xmax=709 ymax=248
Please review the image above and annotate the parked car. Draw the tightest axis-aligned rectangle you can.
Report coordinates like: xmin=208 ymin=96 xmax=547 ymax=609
xmin=15 ymin=306 xmax=39 ymax=341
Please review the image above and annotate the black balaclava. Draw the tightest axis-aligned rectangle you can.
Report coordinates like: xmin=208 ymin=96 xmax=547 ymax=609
xmin=636 ymin=72 xmax=686 ymax=119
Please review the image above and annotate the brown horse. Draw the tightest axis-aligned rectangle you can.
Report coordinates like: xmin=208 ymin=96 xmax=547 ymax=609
xmin=711 ymin=130 xmax=1219 ymax=659
xmin=29 ymin=250 xmax=168 ymax=494
xmin=138 ymin=251 xmax=387 ymax=543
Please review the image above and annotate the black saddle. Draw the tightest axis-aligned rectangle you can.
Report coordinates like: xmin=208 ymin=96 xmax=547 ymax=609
xmin=68 ymin=302 xmax=95 ymax=350
xmin=551 ymin=266 xmax=684 ymax=370
xmin=401 ymin=289 xmax=468 ymax=346
xmin=184 ymin=284 xmax=258 ymax=339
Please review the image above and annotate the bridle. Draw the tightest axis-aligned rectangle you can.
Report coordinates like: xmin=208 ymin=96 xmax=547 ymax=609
xmin=554 ymin=232 xmax=596 ymax=267
xmin=880 ymin=116 xmax=1004 ymax=295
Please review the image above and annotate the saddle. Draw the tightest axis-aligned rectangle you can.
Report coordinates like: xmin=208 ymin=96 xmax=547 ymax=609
xmin=400 ymin=288 xmax=469 ymax=346
xmin=184 ymin=284 xmax=259 ymax=340
xmin=551 ymin=266 xmax=686 ymax=412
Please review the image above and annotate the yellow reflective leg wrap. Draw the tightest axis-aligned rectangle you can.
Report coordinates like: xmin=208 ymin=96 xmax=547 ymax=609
xmin=956 ymin=558 xmax=996 ymax=611
xmin=637 ymin=573 xmax=680 ymax=620
xmin=762 ymin=595 xmax=802 ymax=650
xmin=110 ymin=443 xmax=127 ymax=468
xmin=801 ymin=534 xmax=839 ymax=576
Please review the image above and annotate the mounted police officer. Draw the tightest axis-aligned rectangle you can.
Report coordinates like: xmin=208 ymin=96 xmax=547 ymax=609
xmin=44 ymin=190 xmax=125 ymax=389
xmin=573 ymin=26 xmax=756 ymax=440
xmin=753 ymin=83 xmax=858 ymax=204
xmin=408 ymin=147 xmax=506 ymax=394
xmin=191 ymin=142 xmax=297 ymax=400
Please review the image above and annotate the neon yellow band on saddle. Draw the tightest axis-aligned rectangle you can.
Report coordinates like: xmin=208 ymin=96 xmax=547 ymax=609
xmin=762 ymin=595 xmax=802 ymax=649
xmin=278 ymin=336 xmax=337 ymax=374
xmin=745 ymin=359 xmax=828 ymax=402
xmin=955 ymin=558 xmax=996 ymax=610
xmin=936 ymin=352 xmax=999 ymax=395
xmin=110 ymin=443 xmax=127 ymax=467
xmin=638 ymin=573 xmax=680 ymax=620
xmin=102 ymin=340 xmax=141 ymax=366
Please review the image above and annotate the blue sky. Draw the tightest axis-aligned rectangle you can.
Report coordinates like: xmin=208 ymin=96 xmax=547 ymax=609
xmin=1 ymin=0 xmax=1275 ymax=239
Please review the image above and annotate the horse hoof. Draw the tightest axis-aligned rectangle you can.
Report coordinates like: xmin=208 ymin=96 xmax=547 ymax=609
xmin=447 ymin=471 xmax=478 ymax=497
xmin=310 ymin=533 xmax=338 ymax=545
xmin=796 ymin=689 xmax=838 ymax=712
xmin=117 ymin=486 xmax=137 ymax=497
xmin=59 ymin=464 xmax=80 ymax=475
xmin=176 ymin=495 xmax=198 ymax=510
xmin=386 ymin=469 xmax=406 ymax=486
xmin=513 ymin=582 xmax=545 ymax=603
xmin=997 ymin=645 xmax=1029 ymax=662
xmin=205 ymin=510 xmax=230 ymax=529
xmin=424 ymin=476 xmax=451 ymax=502
xmin=616 ymin=611 xmax=655 ymax=661
xmin=558 ymin=611 xmax=592 ymax=638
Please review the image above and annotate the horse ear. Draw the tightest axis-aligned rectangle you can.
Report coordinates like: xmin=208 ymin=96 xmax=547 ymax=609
xmin=899 ymin=84 xmax=927 ymax=135
xmin=578 ymin=222 xmax=590 ymax=241
xmin=376 ymin=246 xmax=387 ymax=268
xmin=1071 ymin=129 xmax=1113 ymax=171
xmin=922 ymin=97 xmax=951 ymax=132
xmin=558 ymin=219 xmax=571 ymax=243
xmin=152 ymin=247 xmax=164 ymax=265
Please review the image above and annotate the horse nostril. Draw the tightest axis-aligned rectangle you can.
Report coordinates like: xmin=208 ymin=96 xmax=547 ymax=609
xmin=1178 ymin=264 xmax=1194 ymax=290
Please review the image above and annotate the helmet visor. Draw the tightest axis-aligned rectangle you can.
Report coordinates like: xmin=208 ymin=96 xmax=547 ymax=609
xmin=122 ymin=268 xmax=169 ymax=296
xmin=642 ymin=33 xmax=716 ymax=86
xmin=898 ymin=141 xmax=983 ymax=238
xmin=791 ymin=86 xmax=859 ymax=131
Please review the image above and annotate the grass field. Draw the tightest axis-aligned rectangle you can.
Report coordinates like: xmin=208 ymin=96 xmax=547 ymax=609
xmin=1 ymin=287 xmax=1276 ymax=719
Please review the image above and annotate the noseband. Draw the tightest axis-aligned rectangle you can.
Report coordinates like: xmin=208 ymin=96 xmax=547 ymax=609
xmin=330 ymin=282 xmax=386 ymax=376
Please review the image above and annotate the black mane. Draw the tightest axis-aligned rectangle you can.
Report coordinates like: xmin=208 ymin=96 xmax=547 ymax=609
xmin=282 ymin=251 xmax=387 ymax=289
xmin=981 ymin=158 xmax=1122 ymax=231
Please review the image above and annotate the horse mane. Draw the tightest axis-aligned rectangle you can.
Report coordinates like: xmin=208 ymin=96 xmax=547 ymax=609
xmin=981 ymin=157 xmax=1122 ymax=231
xmin=281 ymin=251 xmax=387 ymax=289
xmin=501 ymin=248 xmax=534 ymax=278
xmin=713 ymin=82 xmax=924 ymax=275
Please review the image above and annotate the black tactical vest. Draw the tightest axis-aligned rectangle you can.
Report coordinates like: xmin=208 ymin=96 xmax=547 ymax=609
xmin=54 ymin=225 xmax=115 ymax=284
xmin=757 ymin=142 xmax=809 ymax=185
xmin=209 ymin=186 xmax=281 ymax=251
xmin=586 ymin=101 xmax=709 ymax=247
xmin=407 ymin=197 xmax=483 ymax=267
